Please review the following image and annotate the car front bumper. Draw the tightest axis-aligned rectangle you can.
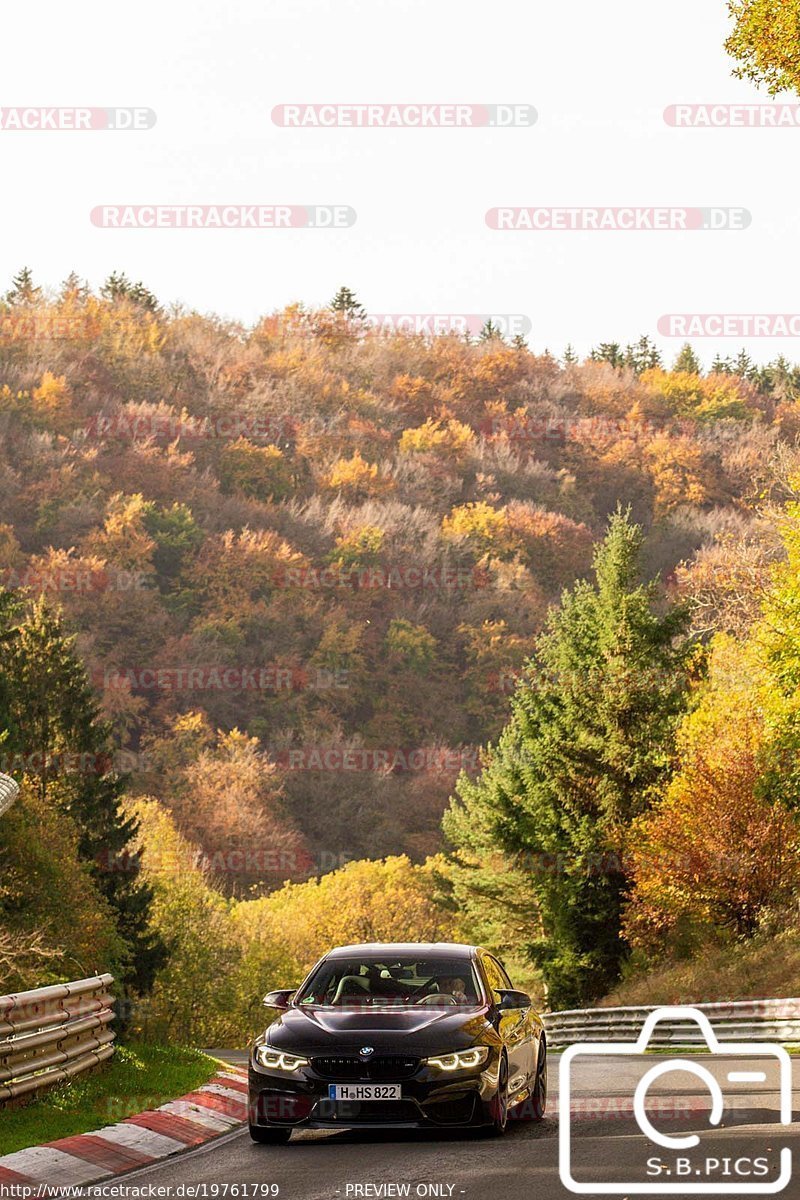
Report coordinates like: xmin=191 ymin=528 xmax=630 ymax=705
xmin=248 ymin=1060 xmax=500 ymax=1130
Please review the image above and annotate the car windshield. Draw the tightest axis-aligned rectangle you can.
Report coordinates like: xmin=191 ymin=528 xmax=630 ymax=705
xmin=296 ymin=955 xmax=482 ymax=1008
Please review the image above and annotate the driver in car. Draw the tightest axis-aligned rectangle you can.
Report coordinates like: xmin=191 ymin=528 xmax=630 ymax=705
xmin=437 ymin=975 xmax=469 ymax=1003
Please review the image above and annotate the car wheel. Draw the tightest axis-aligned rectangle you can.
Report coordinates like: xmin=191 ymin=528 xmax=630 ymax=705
xmin=249 ymin=1123 xmax=292 ymax=1144
xmin=530 ymin=1039 xmax=547 ymax=1120
xmin=487 ymin=1054 xmax=509 ymax=1136
xmin=509 ymin=1039 xmax=547 ymax=1123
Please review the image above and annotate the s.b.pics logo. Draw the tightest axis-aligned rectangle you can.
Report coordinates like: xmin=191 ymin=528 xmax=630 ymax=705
xmin=559 ymin=1007 xmax=793 ymax=1194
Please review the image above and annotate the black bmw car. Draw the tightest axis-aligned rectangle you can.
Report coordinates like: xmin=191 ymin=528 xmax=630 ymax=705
xmin=248 ymin=941 xmax=546 ymax=1142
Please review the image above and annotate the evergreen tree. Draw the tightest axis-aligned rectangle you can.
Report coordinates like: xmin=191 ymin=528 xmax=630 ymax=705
xmin=755 ymin=356 xmax=800 ymax=400
xmin=101 ymin=271 xmax=159 ymax=313
xmin=624 ymin=335 xmax=662 ymax=375
xmin=141 ymin=501 xmax=204 ymax=586
xmin=329 ymin=286 xmax=366 ymax=320
xmin=673 ymin=343 xmax=702 ymax=374
xmin=734 ymin=348 xmax=756 ymax=380
xmin=59 ymin=271 xmax=90 ymax=304
xmin=479 ymin=318 xmax=505 ymax=343
xmin=511 ymin=333 xmax=528 ymax=350
xmin=590 ymin=342 xmax=625 ymax=369
xmin=562 ymin=343 xmax=579 ymax=366
xmin=0 ymin=597 xmax=164 ymax=991
xmin=444 ymin=510 xmax=692 ymax=1008
xmin=711 ymin=354 xmax=734 ymax=374
xmin=5 ymin=267 xmax=42 ymax=306
xmin=0 ymin=589 xmax=21 ymax=736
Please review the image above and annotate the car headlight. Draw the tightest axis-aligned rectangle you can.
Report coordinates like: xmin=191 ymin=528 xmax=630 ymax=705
xmin=425 ymin=1046 xmax=490 ymax=1072
xmin=253 ymin=1046 xmax=310 ymax=1072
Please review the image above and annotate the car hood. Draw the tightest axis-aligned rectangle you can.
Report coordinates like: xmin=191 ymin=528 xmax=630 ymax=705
xmin=258 ymin=1004 xmax=493 ymax=1055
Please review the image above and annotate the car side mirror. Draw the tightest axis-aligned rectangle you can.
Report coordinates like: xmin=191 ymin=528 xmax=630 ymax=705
xmin=495 ymin=989 xmax=531 ymax=1011
xmin=262 ymin=988 xmax=296 ymax=1009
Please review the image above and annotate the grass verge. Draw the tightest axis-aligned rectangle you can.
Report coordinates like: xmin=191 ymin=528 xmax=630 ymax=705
xmin=0 ymin=1042 xmax=220 ymax=1157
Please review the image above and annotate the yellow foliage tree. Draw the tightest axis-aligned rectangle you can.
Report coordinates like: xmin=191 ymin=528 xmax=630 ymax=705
xmin=643 ymin=434 xmax=715 ymax=516
xmin=0 ymin=783 xmax=125 ymax=990
xmin=324 ymin=450 xmax=384 ymax=500
xmin=86 ymin=493 xmax=156 ymax=572
xmin=399 ymin=418 xmax=476 ymax=460
xmin=231 ymin=855 xmax=456 ymax=998
xmin=640 ymin=368 xmax=751 ymax=422
xmin=31 ymin=372 xmax=72 ymax=430
xmin=441 ymin=502 xmax=516 ymax=557
xmin=625 ymin=637 xmax=800 ymax=953
xmin=127 ymin=798 xmax=244 ymax=1044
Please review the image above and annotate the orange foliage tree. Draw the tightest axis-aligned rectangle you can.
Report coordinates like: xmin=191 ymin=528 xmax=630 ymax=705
xmin=625 ymin=645 xmax=800 ymax=952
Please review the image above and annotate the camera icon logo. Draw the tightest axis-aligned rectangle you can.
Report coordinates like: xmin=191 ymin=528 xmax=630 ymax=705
xmin=559 ymin=1005 xmax=793 ymax=1195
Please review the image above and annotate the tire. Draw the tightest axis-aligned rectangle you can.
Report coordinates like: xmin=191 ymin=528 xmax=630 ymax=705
xmin=530 ymin=1039 xmax=547 ymax=1121
xmin=249 ymin=1123 xmax=292 ymax=1144
xmin=509 ymin=1039 xmax=547 ymax=1124
xmin=486 ymin=1054 xmax=509 ymax=1136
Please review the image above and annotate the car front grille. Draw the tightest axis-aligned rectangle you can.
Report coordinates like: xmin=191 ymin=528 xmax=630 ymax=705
xmin=311 ymin=1055 xmax=419 ymax=1081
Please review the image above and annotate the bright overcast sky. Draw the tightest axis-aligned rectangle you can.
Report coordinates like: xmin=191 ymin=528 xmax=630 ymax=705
xmin=2 ymin=0 xmax=797 ymax=364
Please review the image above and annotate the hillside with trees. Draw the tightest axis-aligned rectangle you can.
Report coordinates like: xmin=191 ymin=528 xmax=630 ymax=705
xmin=2 ymin=270 xmax=800 ymax=1026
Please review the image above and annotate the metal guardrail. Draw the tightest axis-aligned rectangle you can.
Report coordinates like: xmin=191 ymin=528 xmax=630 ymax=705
xmin=0 ymin=974 xmax=116 ymax=1103
xmin=543 ymin=997 xmax=800 ymax=1048
xmin=0 ymin=773 xmax=19 ymax=818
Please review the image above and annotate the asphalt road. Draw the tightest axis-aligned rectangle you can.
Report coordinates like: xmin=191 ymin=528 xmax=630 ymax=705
xmin=72 ymin=1053 xmax=800 ymax=1200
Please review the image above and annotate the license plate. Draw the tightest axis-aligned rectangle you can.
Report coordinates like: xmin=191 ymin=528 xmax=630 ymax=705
xmin=328 ymin=1083 xmax=401 ymax=1101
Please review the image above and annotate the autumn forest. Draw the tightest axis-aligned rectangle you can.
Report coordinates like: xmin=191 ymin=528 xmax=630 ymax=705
xmin=2 ymin=271 xmax=800 ymax=1038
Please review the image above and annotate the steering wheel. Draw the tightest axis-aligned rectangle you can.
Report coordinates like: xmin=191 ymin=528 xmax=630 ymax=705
xmin=415 ymin=993 xmax=458 ymax=1006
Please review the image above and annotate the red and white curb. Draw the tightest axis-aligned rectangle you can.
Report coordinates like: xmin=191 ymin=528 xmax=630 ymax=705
xmin=0 ymin=1065 xmax=248 ymax=1188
